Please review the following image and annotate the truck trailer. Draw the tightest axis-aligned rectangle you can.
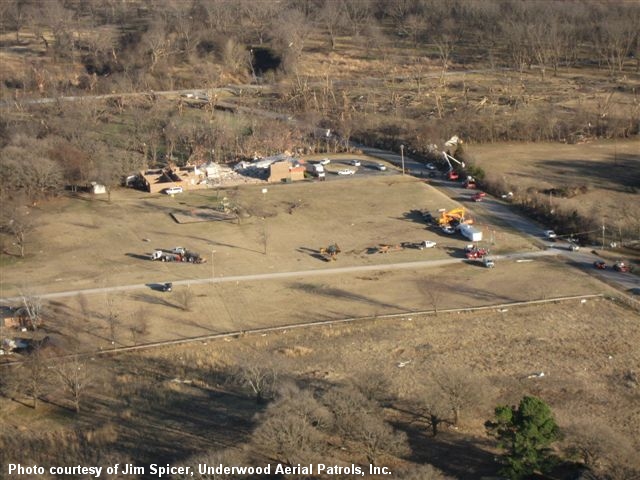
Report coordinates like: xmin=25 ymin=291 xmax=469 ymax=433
xmin=151 ymin=248 xmax=206 ymax=263
xmin=305 ymin=162 xmax=326 ymax=178
xmin=458 ymin=224 xmax=483 ymax=242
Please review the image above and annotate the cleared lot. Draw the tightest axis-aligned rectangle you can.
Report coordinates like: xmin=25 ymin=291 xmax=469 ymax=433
xmin=0 ymin=172 xmax=608 ymax=351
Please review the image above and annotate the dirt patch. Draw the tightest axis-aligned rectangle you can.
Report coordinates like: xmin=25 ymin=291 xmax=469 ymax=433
xmin=170 ymin=208 xmax=238 ymax=224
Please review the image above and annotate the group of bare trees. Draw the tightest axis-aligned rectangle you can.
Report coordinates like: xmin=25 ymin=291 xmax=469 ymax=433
xmin=1 ymin=1 xmax=638 ymax=98
xmin=226 ymin=351 xmax=488 ymax=475
xmin=2 ymin=347 xmax=97 ymax=413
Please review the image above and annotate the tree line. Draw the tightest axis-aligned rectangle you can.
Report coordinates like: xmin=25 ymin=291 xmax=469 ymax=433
xmin=1 ymin=0 xmax=638 ymax=97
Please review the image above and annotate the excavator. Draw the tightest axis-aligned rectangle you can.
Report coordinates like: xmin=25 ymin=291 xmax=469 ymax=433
xmin=319 ymin=243 xmax=341 ymax=261
xmin=437 ymin=207 xmax=471 ymax=227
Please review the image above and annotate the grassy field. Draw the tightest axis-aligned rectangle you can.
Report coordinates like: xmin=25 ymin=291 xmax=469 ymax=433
xmin=0 ymin=167 xmax=610 ymax=352
xmin=468 ymin=140 xmax=640 ymax=243
xmin=1 ymin=297 xmax=638 ymax=478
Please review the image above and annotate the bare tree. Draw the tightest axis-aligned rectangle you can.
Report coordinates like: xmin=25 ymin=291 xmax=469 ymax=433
xmin=232 ymin=351 xmax=278 ymax=404
xmin=270 ymin=8 xmax=312 ymax=74
xmin=104 ymin=296 xmax=119 ymax=348
xmin=20 ymin=344 xmax=50 ymax=409
xmin=222 ymin=38 xmax=251 ymax=76
xmin=318 ymin=0 xmax=345 ymax=50
xmin=19 ymin=290 xmax=44 ymax=331
xmin=0 ymin=139 xmax=64 ymax=201
xmin=54 ymin=355 xmax=95 ymax=413
xmin=251 ymin=383 xmax=329 ymax=465
xmin=502 ymin=20 xmax=531 ymax=74
xmin=432 ymin=366 xmax=483 ymax=426
xmin=142 ymin=17 xmax=172 ymax=72
xmin=342 ymin=0 xmax=373 ymax=37
xmin=1 ymin=0 xmax=29 ymax=43
xmin=239 ymin=0 xmax=282 ymax=45
xmin=418 ymin=388 xmax=450 ymax=437
xmin=321 ymin=384 xmax=409 ymax=465
xmin=175 ymin=285 xmax=194 ymax=312
xmin=38 ymin=0 xmax=76 ymax=62
xmin=564 ymin=420 xmax=634 ymax=472
xmin=357 ymin=411 xmax=410 ymax=466
xmin=395 ymin=367 xmax=451 ymax=437
xmin=596 ymin=15 xmax=638 ymax=75
xmin=129 ymin=308 xmax=149 ymax=345
xmin=0 ymin=204 xmax=34 ymax=258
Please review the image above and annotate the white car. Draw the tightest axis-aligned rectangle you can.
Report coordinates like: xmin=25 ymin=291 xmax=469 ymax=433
xmin=376 ymin=164 xmax=387 ymax=171
xmin=483 ymin=257 xmax=495 ymax=268
xmin=337 ymin=169 xmax=355 ymax=175
xmin=164 ymin=186 xmax=183 ymax=195
xmin=544 ymin=230 xmax=557 ymax=239
xmin=441 ymin=226 xmax=455 ymax=234
xmin=349 ymin=160 xmax=361 ymax=166
xmin=422 ymin=241 xmax=437 ymax=248
xmin=320 ymin=158 xmax=331 ymax=165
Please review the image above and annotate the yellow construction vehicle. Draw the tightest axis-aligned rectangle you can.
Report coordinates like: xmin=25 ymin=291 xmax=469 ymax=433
xmin=438 ymin=207 xmax=468 ymax=226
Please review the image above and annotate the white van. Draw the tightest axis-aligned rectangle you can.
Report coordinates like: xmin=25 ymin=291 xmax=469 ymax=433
xmin=164 ymin=186 xmax=183 ymax=195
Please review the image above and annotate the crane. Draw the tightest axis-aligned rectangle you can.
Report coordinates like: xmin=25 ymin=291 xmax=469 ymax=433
xmin=442 ymin=151 xmax=465 ymax=180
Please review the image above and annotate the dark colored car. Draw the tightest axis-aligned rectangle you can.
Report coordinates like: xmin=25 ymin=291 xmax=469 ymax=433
xmin=593 ymin=261 xmax=606 ymax=270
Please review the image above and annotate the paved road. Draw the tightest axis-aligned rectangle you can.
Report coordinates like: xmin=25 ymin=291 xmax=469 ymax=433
xmin=360 ymin=147 xmax=640 ymax=297
xmin=0 ymin=249 xmax=559 ymax=303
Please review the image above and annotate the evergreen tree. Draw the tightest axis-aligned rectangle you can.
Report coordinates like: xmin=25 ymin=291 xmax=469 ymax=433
xmin=485 ymin=396 xmax=560 ymax=479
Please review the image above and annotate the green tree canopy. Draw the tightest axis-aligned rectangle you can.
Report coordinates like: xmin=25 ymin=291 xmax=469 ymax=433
xmin=485 ymin=395 xmax=560 ymax=479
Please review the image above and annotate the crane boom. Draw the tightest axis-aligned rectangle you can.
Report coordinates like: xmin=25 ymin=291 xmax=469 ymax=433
xmin=442 ymin=151 xmax=465 ymax=170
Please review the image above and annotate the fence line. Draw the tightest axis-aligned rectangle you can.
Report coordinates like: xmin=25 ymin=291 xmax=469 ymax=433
xmin=0 ymin=293 xmax=605 ymax=367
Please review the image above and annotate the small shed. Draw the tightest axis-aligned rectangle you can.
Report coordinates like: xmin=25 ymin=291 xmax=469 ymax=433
xmin=90 ymin=182 xmax=106 ymax=194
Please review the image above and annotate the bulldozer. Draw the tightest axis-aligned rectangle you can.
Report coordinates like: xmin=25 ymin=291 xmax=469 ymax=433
xmin=319 ymin=243 xmax=341 ymax=261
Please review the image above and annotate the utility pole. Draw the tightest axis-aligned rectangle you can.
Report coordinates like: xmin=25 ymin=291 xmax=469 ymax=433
xmin=211 ymin=249 xmax=216 ymax=280
xmin=400 ymin=144 xmax=405 ymax=175
xmin=262 ymin=188 xmax=268 ymax=255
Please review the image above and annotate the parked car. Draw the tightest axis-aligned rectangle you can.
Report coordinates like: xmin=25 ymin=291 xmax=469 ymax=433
xmin=471 ymin=192 xmax=486 ymax=202
xmin=614 ymin=261 xmax=631 ymax=273
xmin=164 ymin=186 xmax=183 ymax=195
xmin=376 ymin=164 xmax=387 ymax=171
xmin=337 ymin=169 xmax=355 ymax=175
xmin=441 ymin=226 xmax=456 ymax=235
xmin=422 ymin=240 xmax=437 ymax=248
xmin=349 ymin=160 xmax=361 ymax=166
xmin=593 ymin=260 xmax=606 ymax=270
xmin=544 ymin=230 xmax=557 ymax=239
xmin=483 ymin=257 xmax=495 ymax=268
xmin=162 ymin=282 xmax=173 ymax=292
xmin=319 ymin=158 xmax=331 ymax=165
